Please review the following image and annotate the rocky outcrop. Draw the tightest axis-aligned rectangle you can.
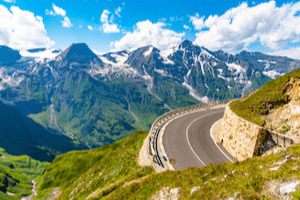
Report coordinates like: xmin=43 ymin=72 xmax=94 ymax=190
xmin=263 ymin=77 xmax=300 ymax=143
xmin=219 ymin=105 xmax=276 ymax=161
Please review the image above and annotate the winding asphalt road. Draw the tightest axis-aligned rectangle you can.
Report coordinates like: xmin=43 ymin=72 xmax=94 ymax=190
xmin=163 ymin=107 xmax=236 ymax=170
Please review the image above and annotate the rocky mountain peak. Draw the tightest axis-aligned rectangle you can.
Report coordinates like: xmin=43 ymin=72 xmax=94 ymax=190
xmin=179 ymin=39 xmax=194 ymax=49
xmin=58 ymin=43 xmax=101 ymax=65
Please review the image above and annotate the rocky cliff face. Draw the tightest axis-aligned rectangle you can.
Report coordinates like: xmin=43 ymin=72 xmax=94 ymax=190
xmin=263 ymin=77 xmax=300 ymax=142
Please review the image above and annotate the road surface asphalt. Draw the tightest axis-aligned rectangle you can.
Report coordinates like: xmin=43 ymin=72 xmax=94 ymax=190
xmin=163 ymin=107 xmax=236 ymax=170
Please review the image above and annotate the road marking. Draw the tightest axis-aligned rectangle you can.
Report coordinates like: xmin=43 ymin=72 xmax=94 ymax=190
xmin=210 ymin=119 xmax=235 ymax=162
xmin=185 ymin=110 xmax=224 ymax=167
xmin=159 ymin=106 xmax=226 ymax=170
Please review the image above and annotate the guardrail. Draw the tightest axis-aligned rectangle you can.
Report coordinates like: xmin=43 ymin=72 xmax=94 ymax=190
xmin=269 ymin=130 xmax=294 ymax=148
xmin=147 ymin=100 xmax=230 ymax=168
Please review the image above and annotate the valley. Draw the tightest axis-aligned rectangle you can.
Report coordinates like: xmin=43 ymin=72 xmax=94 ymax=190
xmin=1 ymin=40 xmax=300 ymax=199
xmin=1 ymin=40 xmax=295 ymax=151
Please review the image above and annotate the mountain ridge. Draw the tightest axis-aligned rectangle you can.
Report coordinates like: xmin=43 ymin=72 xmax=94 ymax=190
xmin=0 ymin=40 xmax=298 ymax=149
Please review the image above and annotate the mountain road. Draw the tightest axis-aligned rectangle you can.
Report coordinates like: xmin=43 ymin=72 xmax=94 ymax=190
xmin=162 ymin=107 xmax=236 ymax=170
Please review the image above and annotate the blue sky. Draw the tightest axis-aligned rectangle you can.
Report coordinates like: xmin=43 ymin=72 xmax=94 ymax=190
xmin=0 ymin=0 xmax=300 ymax=59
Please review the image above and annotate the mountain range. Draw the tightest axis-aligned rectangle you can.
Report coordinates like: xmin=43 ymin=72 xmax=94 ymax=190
xmin=0 ymin=40 xmax=299 ymax=151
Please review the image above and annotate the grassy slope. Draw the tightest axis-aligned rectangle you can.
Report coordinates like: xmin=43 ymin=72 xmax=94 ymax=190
xmin=0 ymin=148 xmax=49 ymax=200
xmin=33 ymin=130 xmax=154 ymax=199
xmin=34 ymin=131 xmax=300 ymax=199
xmin=230 ymin=68 xmax=300 ymax=126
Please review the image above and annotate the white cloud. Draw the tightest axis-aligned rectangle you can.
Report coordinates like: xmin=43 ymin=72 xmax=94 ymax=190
xmin=100 ymin=9 xmax=120 ymax=33
xmin=87 ymin=25 xmax=93 ymax=30
xmin=115 ymin=6 xmax=122 ymax=18
xmin=112 ymin=20 xmax=185 ymax=51
xmin=192 ymin=1 xmax=300 ymax=52
xmin=3 ymin=0 xmax=16 ymax=3
xmin=189 ymin=13 xmax=205 ymax=30
xmin=103 ymin=23 xmax=119 ymax=33
xmin=79 ymin=25 xmax=82 ymax=28
xmin=45 ymin=9 xmax=55 ymax=16
xmin=0 ymin=5 xmax=54 ymax=50
xmin=46 ymin=3 xmax=66 ymax=17
xmin=46 ymin=3 xmax=72 ymax=28
xmin=270 ymin=47 xmax=300 ymax=60
xmin=183 ymin=25 xmax=190 ymax=30
xmin=100 ymin=9 xmax=109 ymax=22
xmin=52 ymin=3 xmax=66 ymax=17
xmin=61 ymin=17 xmax=72 ymax=28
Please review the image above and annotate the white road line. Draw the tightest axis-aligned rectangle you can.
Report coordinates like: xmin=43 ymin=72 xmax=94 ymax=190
xmin=185 ymin=110 xmax=224 ymax=167
xmin=159 ymin=105 xmax=226 ymax=170
xmin=210 ymin=119 xmax=235 ymax=162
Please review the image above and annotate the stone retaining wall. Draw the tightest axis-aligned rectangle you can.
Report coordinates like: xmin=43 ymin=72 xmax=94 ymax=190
xmin=219 ymin=104 xmax=294 ymax=162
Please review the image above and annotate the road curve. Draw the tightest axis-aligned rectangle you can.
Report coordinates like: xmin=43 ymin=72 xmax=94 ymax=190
xmin=163 ymin=107 xmax=236 ymax=170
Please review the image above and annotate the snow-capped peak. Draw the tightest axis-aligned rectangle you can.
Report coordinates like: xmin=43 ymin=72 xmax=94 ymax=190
xmin=143 ymin=46 xmax=154 ymax=57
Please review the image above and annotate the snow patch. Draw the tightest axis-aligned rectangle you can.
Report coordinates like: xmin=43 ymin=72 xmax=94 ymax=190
xmin=99 ymin=55 xmax=138 ymax=76
xmin=182 ymin=81 xmax=208 ymax=103
xmin=187 ymin=69 xmax=192 ymax=77
xmin=142 ymin=65 xmax=151 ymax=80
xmin=154 ymin=69 xmax=168 ymax=77
xmin=110 ymin=53 xmax=129 ymax=65
xmin=159 ymin=50 xmax=175 ymax=65
xmin=262 ymin=70 xmax=285 ymax=79
xmin=226 ymin=62 xmax=246 ymax=74
xmin=217 ymin=74 xmax=231 ymax=82
xmin=143 ymin=46 xmax=153 ymax=57
xmin=217 ymin=68 xmax=223 ymax=73
xmin=161 ymin=48 xmax=174 ymax=57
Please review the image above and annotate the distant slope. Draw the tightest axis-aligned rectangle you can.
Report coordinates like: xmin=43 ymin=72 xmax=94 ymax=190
xmin=0 ymin=101 xmax=87 ymax=162
xmin=34 ymin=131 xmax=300 ymax=199
xmin=0 ymin=148 xmax=48 ymax=200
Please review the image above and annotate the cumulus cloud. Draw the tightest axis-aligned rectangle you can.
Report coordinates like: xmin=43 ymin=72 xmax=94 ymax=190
xmin=189 ymin=13 xmax=205 ymax=30
xmin=61 ymin=16 xmax=72 ymax=28
xmin=191 ymin=1 xmax=300 ymax=52
xmin=100 ymin=9 xmax=120 ymax=33
xmin=270 ymin=47 xmax=300 ymax=60
xmin=0 ymin=5 xmax=54 ymax=50
xmin=87 ymin=25 xmax=93 ymax=30
xmin=112 ymin=20 xmax=185 ymax=51
xmin=100 ymin=10 xmax=109 ymax=22
xmin=183 ymin=25 xmax=190 ymax=30
xmin=46 ymin=3 xmax=72 ymax=28
xmin=46 ymin=3 xmax=66 ymax=17
xmin=52 ymin=3 xmax=66 ymax=17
